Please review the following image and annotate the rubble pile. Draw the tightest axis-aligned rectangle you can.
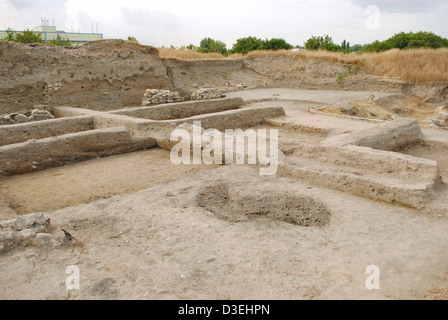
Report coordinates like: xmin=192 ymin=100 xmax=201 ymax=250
xmin=0 ymin=213 xmax=63 ymax=254
xmin=432 ymin=106 xmax=448 ymax=127
xmin=142 ymin=89 xmax=184 ymax=106
xmin=0 ymin=109 xmax=55 ymax=125
xmin=191 ymin=87 xmax=226 ymax=100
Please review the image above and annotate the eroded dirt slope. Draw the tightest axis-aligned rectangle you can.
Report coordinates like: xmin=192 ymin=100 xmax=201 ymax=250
xmin=0 ymin=39 xmax=414 ymax=115
xmin=0 ymin=40 xmax=173 ymax=113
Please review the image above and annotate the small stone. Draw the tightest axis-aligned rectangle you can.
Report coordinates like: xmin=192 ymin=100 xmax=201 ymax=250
xmin=0 ymin=230 xmax=19 ymax=253
xmin=13 ymin=114 xmax=28 ymax=123
xmin=19 ymin=229 xmax=36 ymax=239
xmin=0 ymin=219 xmax=15 ymax=229
xmin=35 ymin=233 xmax=57 ymax=248
xmin=13 ymin=213 xmax=48 ymax=231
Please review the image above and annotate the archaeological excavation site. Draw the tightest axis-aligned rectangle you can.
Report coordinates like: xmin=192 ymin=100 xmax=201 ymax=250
xmin=0 ymin=40 xmax=448 ymax=300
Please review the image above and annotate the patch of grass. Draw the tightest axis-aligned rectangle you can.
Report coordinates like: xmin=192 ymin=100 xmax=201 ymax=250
xmin=347 ymin=64 xmax=361 ymax=75
xmin=337 ymin=74 xmax=345 ymax=82
xmin=48 ymin=34 xmax=72 ymax=47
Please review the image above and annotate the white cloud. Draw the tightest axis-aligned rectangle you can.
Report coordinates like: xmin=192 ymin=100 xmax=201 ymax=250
xmin=1 ymin=0 xmax=447 ymax=47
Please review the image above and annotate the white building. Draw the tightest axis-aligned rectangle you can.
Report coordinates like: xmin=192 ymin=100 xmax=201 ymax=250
xmin=0 ymin=24 xmax=103 ymax=45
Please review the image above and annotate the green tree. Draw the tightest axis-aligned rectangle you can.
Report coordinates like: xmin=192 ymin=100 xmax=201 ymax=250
xmin=341 ymin=40 xmax=350 ymax=52
xmin=127 ymin=36 xmax=138 ymax=43
xmin=387 ymin=32 xmax=411 ymax=49
xmin=4 ymin=28 xmax=16 ymax=41
xmin=304 ymin=36 xmax=322 ymax=50
xmin=362 ymin=40 xmax=393 ymax=52
xmin=261 ymin=38 xmax=293 ymax=50
xmin=14 ymin=29 xmax=43 ymax=44
xmin=407 ymin=31 xmax=448 ymax=49
xmin=348 ymin=44 xmax=364 ymax=53
xmin=197 ymin=37 xmax=227 ymax=54
xmin=231 ymin=36 xmax=264 ymax=54
xmin=304 ymin=35 xmax=343 ymax=52
xmin=362 ymin=31 xmax=448 ymax=52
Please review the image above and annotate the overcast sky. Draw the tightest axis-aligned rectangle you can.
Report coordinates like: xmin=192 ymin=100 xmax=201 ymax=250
xmin=1 ymin=0 xmax=447 ymax=48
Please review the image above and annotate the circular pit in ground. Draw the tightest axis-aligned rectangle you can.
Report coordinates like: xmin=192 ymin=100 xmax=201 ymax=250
xmin=196 ymin=184 xmax=331 ymax=227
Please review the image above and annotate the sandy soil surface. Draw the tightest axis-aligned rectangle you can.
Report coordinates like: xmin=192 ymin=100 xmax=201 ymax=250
xmin=1 ymin=164 xmax=447 ymax=300
xmin=1 ymin=40 xmax=447 ymax=300
xmin=0 ymin=149 xmax=219 ymax=216
xmin=1 ymin=90 xmax=448 ymax=300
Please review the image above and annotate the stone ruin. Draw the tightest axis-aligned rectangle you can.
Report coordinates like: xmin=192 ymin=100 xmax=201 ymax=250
xmin=0 ymin=92 xmax=444 ymax=212
xmin=191 ymin=87 xmax=226 ymax=101
xmin=432 ymin=106 xmax=448 ymax=127
xmin=0 ymin=109 xmax=55 ymax=126
xmin=142 ymin=89 xmax=184 ymax=106
xmin=141 ymin=87 xmax=227 ymax=107
xmin=0 ymin=213 xmax=64 ymax=254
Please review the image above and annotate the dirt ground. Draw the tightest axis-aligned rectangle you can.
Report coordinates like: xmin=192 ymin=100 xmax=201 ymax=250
xmin=1 ymin=163 xmax=447 ymax=300
xmin=1 ymin=41 xmax=448 ymax=300
xmin=1 ymin=92 xmax=448 ymax=300
xmin=0 ymin=149 xmax=218 ymax=215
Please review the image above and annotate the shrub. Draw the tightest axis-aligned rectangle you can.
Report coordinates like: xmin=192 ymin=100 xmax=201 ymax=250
xmin=362 ymin=31 xmax=448 ymax=52
xmin=337 ymin=74 xmax=345 ymax=82
xmin=197 ymin=38 xmax=227 ymax=55
xmin=231 ymin=36 xmax=264 ymax=54
xmin=231 ymin=36 xmax=294 ymax=54
xmin=260 ymin=38 xmax=293 ymax=51
xmin=4 ymin=28 xmax=16 ymax=41
xmin=48 ymin=34 xmax=71 ymax=47
xmin=14 ymin=28 xmax=43 ymax=44
xmin=304 ymin=35 xmax=345 ymax=52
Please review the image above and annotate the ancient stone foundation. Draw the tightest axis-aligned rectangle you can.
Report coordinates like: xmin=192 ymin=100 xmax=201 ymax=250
xmin=191 ymin=87 xmax=226 ymax=100
xmin=142 ymin=89 xmax=184 ymax=106
xmin=0 ymin=213 xmax=62 ymax=254
xmin=0 ymin=109 xmax=55 ymax=125
xmin=0 ymin=93 xmax=444 ymax=211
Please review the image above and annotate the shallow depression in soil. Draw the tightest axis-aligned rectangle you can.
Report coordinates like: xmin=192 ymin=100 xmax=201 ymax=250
xmin=196 ymin=184 xmax=332 ymax=227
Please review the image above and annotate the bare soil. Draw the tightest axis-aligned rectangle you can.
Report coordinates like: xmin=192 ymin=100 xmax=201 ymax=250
xmin=1 ymin=41 xmax=448 ymax=300
xmin=0 ymin=149 xmax=218 ymax=216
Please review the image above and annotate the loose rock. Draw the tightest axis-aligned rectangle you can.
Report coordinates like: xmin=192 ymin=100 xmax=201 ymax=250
xmin=432 ymin=106 xmax=448 ymax=127
xmin=142 ymin=89 xmax=184 ymax=106
xmin=191 ymin=87 xmax=226 ymax=101
xmin=0 ymin=213 xmax=59 ymax=254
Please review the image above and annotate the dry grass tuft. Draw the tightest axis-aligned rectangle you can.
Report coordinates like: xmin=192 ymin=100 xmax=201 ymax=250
xmin=158 ymin=47 xmax=448 ymax=82
xmin=158 ymin=48 xmax=243 ymax=60
xmin=361 ymin=48 xmax=448 ymax=82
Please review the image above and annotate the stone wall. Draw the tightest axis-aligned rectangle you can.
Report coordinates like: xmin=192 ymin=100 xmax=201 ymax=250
xmin=191 ymin=87 xmax=226 ymax=101
xmin=0 ymin=116 xmax=95 ymax=147
xmin=0 ymin=109 xmax=55 ymax=126
xmin=142 ymin=89 xmax=184 ymax=106
xmin=0 ymin=213 xmax=62 ymax=254
xmin=320 ymin=119 xmax=424 ymax=151
xmin=0 ymin=127 xmax=156 ymax=176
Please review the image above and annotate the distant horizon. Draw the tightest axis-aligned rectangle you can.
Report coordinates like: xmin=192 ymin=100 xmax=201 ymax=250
xmin=1 ymin=0 xmax=447 ymax=49
xmin=2 ymin=26 xmax=447 ymax=50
